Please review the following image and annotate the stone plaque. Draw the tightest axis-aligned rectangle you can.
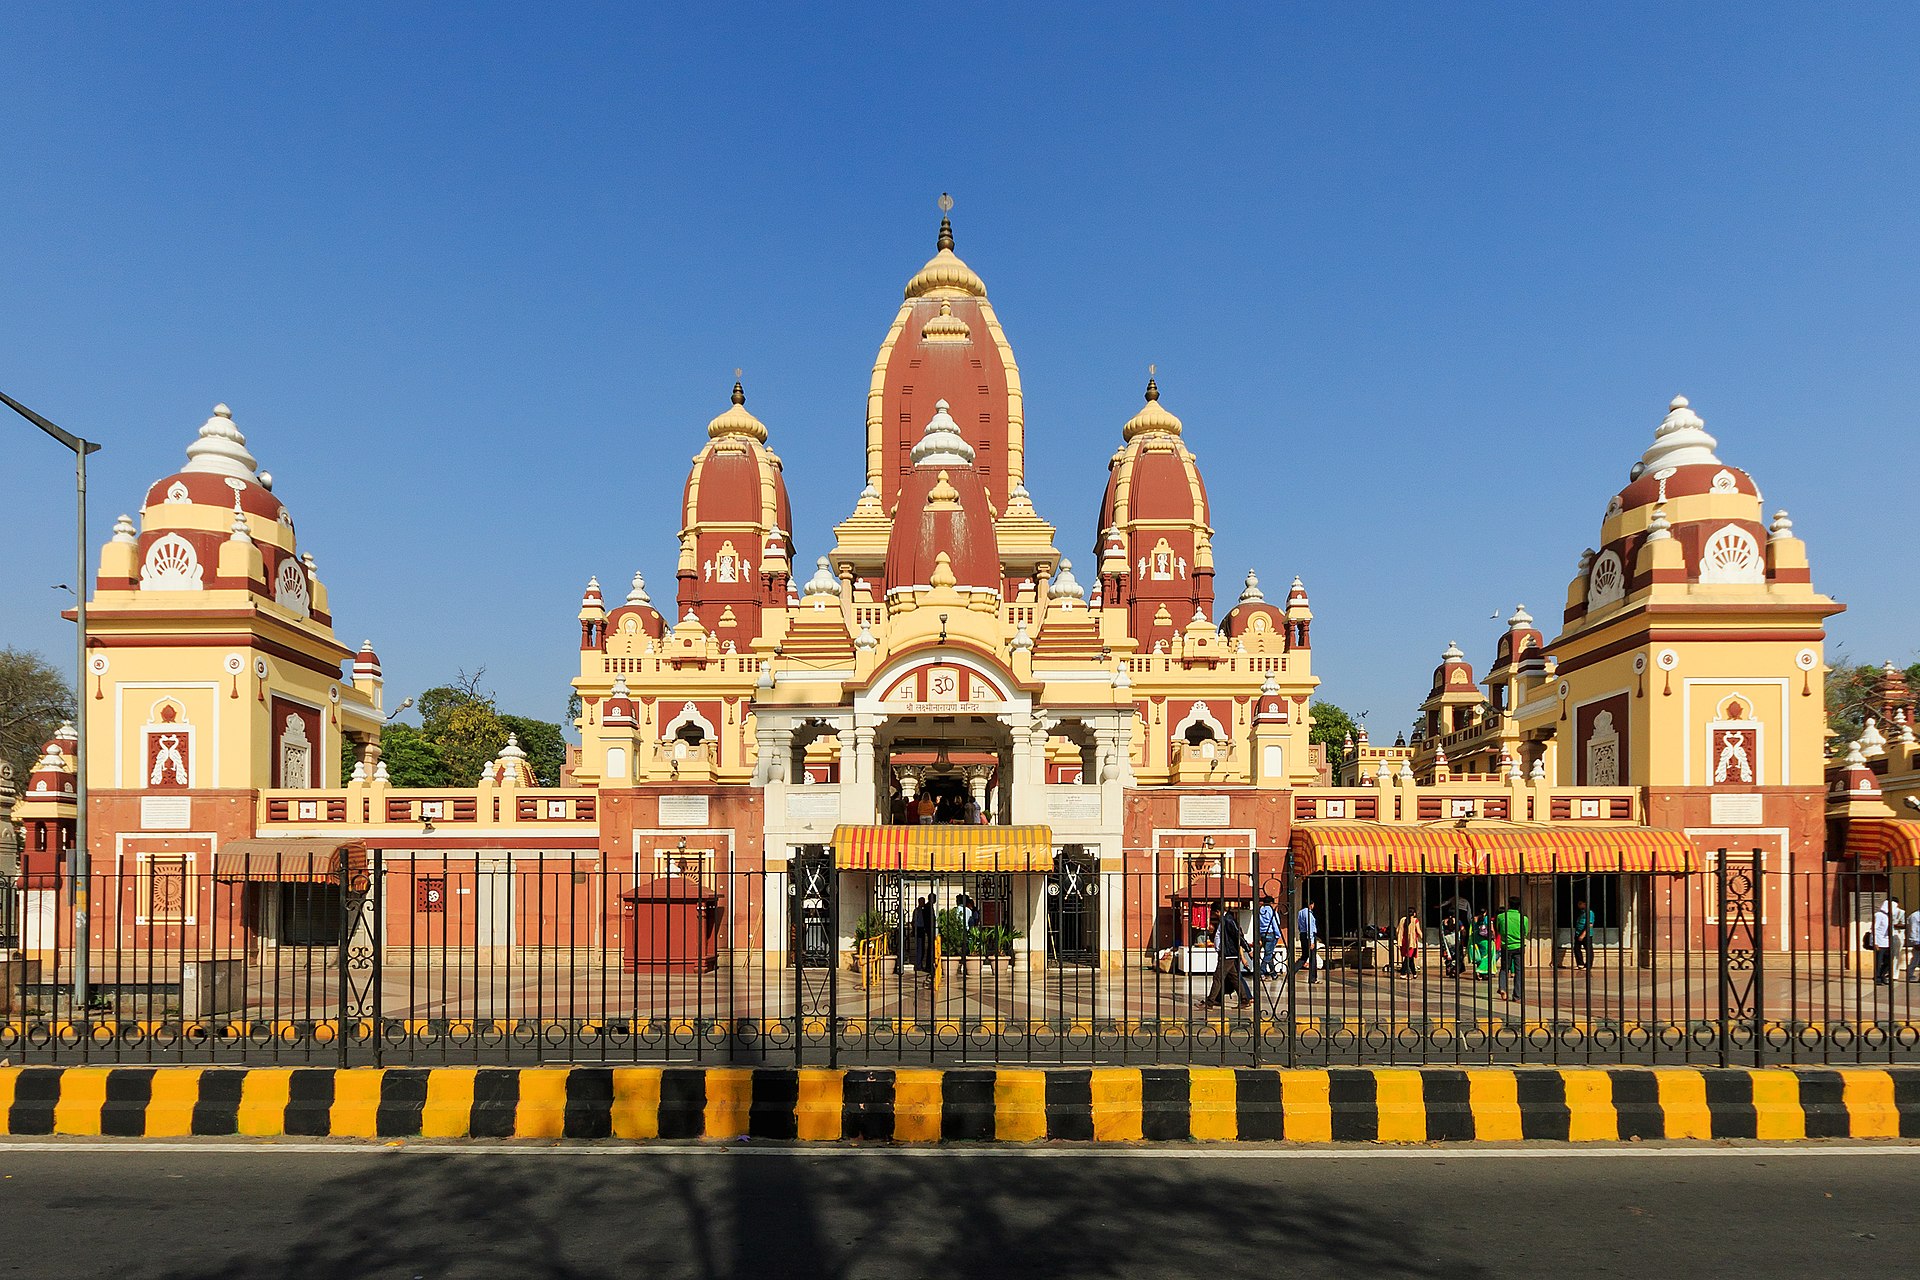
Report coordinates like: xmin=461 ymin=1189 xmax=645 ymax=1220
xmin=1709 ymin=793 xmax=1764 ymax=826
xmin=1177 ymin=795 xmax=1232 ymax=828
xmin=140 ymin=795 xmax=192 ymax=831
xmin=1048 ymin=790 xmax=1103 ymax=823
xmin=786 ymin=791 xmax=840 ymax=822
xmin=658 ymin=795 xmax=711 ymax=827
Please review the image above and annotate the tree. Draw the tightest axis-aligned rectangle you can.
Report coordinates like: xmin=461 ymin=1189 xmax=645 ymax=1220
xmin=376 ymin=724 xmax=449 ymax=788
xmin=1309 ymin=701 xmax=1360 ymax=774
xmin=499 ymin=714 xmax=567 ymax=787
xmin=0 ymin=647 xmax=76 ymax=783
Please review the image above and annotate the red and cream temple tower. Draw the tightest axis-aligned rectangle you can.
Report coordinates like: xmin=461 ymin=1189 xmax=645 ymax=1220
xmin=12 ymin=203 xmax=1919 ymax=962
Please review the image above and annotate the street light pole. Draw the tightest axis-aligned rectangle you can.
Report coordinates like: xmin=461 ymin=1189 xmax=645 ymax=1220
xmin=2 ymin=390 xmax=101 ymax=1013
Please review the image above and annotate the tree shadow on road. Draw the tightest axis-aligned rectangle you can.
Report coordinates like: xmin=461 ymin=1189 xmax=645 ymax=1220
xmin=144 ymin=1144 xmax=1458 ymax=1280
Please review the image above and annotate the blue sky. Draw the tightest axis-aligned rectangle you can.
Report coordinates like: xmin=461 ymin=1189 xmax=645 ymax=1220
xmin=4 ymin=3 xmax=1914 ymax=739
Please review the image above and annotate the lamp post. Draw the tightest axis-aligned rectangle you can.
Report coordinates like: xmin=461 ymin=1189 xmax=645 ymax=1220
xmin=1 ymin=390 xmax=100 ymax=1012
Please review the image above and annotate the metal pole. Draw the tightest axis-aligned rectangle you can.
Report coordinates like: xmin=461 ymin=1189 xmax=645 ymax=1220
xmin=1716 ymin=848 xmax=1729 ymax=1070
xmin=73 ymin=443 xmax=91 ymax=1014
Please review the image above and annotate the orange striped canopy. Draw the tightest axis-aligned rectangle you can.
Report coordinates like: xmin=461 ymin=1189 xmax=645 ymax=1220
xmin=1288 ymin=823 xmax=1471 ymax=875
xmin=1845 ymin=817 xmax=1920 ymax=870
xmin=832 ymin=824 xmax=1055 ymax=872
xmin=1288 ymin=822 xmax=1695 ymax=876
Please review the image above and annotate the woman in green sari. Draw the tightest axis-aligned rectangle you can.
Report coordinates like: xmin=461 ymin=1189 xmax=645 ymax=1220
xmin=1468 ymin=907 xmax=1499 ymax=980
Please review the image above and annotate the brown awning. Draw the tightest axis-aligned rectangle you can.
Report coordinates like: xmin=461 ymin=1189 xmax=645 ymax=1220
xmin=215 ymin=839 xmax=366 ymax=883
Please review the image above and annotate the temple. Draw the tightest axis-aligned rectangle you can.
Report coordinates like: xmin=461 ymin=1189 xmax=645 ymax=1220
xmin=10 ymin=202 xmax=1918 ymax=978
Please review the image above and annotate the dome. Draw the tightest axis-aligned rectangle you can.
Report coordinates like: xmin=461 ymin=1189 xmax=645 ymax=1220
xmin=706 ymin=380 xmax=769 ymax=442
xmin=904 ymin=210 xmax=987 ymax=300
xmin=1121 ymin=377 xmax=1183 ymax=441
xmin=143 ymin=405 xmax=287 ymax=523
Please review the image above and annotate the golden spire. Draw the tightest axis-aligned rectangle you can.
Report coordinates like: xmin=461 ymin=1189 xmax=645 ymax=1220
xmin=1122 ymin=367 xmax=1184 ymax=441
xmin=707 ymin=373 xmax=768 ymax=442
xmin=905 ymin=192 xmax=985 ymax=299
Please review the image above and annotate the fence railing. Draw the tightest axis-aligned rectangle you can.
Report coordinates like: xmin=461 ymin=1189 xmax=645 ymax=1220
xmin=2 ymin=853 xmax=1915 ymax=1067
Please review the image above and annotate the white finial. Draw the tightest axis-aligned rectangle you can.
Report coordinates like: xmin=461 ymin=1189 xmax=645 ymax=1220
xmin=499 ymin=733 xmax=526 ymax=760
xmin=1442 ymin=640 xmax=1464 ymax=662
xmin=1639 ymin=394 xmax=1721 ymax=471
xmin=802 ymin=556 xmax=842 ymax=599
xmin=1260 ymin=674 xmax=1279 ymax=696
xmin=1769 ymin=510 xmax=1794 ymax=541
xmin=1050 ymin=559 xmax=1085 ymax=602
xmin=1010 ymin=621 xmax=1033 ymax=651
xmin=1376 ymin=758 xmax=1392 ymax=783
xmin=1111 ymin=664 xmax=1131 ymax=690
xmin=349 ymin=760 xmax=367 ymax=783
xmin=182 ymin=402 xmax=261 ymax=482
xmin=1860 ymin=717 xmax=1887 ymax=757
xmin=111 ymin=514 xmax=137 ymax=543
xmin=1645 ymin=505 xmax=1673 ymax=541
xmin=855 ymin=622 xmax=877 ymax=651
xmin=1239 ymin=569 xmax=1264 ymax=603
xmin=228 ymin=493 xmax=252 ymax=543
xmin=1508 ymin=604 xmax=1533 ymax=630
xmin=909 ymin=400 xmax=975 ymax=468
xmin=373 ymin=760 xmax=391 ymax=783
xmin=1398 ymin=758 xmax=1415 ymax=780
xmin=610 ymin=676 xmax=630 ymax=698
xmin=1844 ymin=739 xmax=1868 ymax=769
xmin=1529 ymin=757 xmax=1546 ymax=780
xmin=627 ymin=572 xmax=651 ymax=606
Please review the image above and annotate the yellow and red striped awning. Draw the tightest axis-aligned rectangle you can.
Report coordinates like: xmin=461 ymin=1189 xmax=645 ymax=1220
xmin=1846 ymin=817 xmax=1920 ymax=870
xmin=1288 ymin=822 xmax=1695 ymax=876
xmin=832 ymin=825 xmax=1055 ymax=872
xmin=1456 ymin=824 xmax=1695 ymax=874
xmin=1288 ymin=823 xmax=1471 ymax=875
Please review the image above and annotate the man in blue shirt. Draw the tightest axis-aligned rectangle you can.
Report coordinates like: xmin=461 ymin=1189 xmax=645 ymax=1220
xmin=1293 ymin=900 xmax=1320 ymax=984
xmin=1256 ymin=894 xmax=1284 ymax=977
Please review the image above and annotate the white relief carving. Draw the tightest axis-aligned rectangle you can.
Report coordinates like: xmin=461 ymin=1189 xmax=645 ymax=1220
xmin=1585 ymin=709 xmax=1620 ymax=786
xmin=1696 ymin=523 xmax=1764 ymax=584
xmin=279 ymin=714 xmax=311 ymax=788
xmin=1710 ymin=468 xmax=1738 ymax=494
xmin=140 ymin=534 xmax=204 ymax=591
xmin=274 ymin=558 xmax=311 ymax=615
xmin=1586 ymin=549 xmax=1625 ymax=612
xmin=164 ymin=481 xmax=191 ymax=504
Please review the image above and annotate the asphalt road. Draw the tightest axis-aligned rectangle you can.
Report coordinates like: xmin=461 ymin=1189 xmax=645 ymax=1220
xmin=0 ymin=1143 xmax=1915 ymax=1279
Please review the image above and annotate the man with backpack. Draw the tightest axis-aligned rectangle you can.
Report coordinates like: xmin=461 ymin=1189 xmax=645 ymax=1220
xmin=1495 ymin=895 xmax=1530 ymax=1003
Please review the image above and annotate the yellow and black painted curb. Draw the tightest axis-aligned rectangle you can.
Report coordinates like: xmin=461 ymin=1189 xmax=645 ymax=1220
xmin=2 ymin=1065 xmax=1916 ymax=1143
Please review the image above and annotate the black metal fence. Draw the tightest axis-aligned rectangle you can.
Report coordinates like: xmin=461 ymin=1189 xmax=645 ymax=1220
xmin=3 ymin=852 xmax=1917 ymax=1067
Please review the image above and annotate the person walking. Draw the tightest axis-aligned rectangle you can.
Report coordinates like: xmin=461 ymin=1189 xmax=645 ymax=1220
xmin=956 ymin=892 xmax=978 ymax=961
xmin=1870 ymin=894 xmax=1905 ymax=986
xmin=1395 ymin=907 xmax=1423 ymax=978
xmin=1256 ymin=893 xmax=1284 ymax=978
xmin=1293 ymin=899 xmax=1320 ymax=984
xmin=1439 ymin=910 xmax=1463 ymax=978
xmin=1495 ymin=895 xmax=1530 ymax=1003
xmin=1569 ymin=898 xmax=1595 ymax=971
xmin=1469 ymin=907 xmax=1498 ymax=982
xmin=1198 ymin=901 xmax=1252 ymax=1009
xmin=911 ymin=895 xmax=936 ymax=984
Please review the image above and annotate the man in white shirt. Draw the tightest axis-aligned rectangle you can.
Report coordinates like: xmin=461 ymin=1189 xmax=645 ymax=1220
xmin=1871 ymin=896 xmax=1906 ymax=986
